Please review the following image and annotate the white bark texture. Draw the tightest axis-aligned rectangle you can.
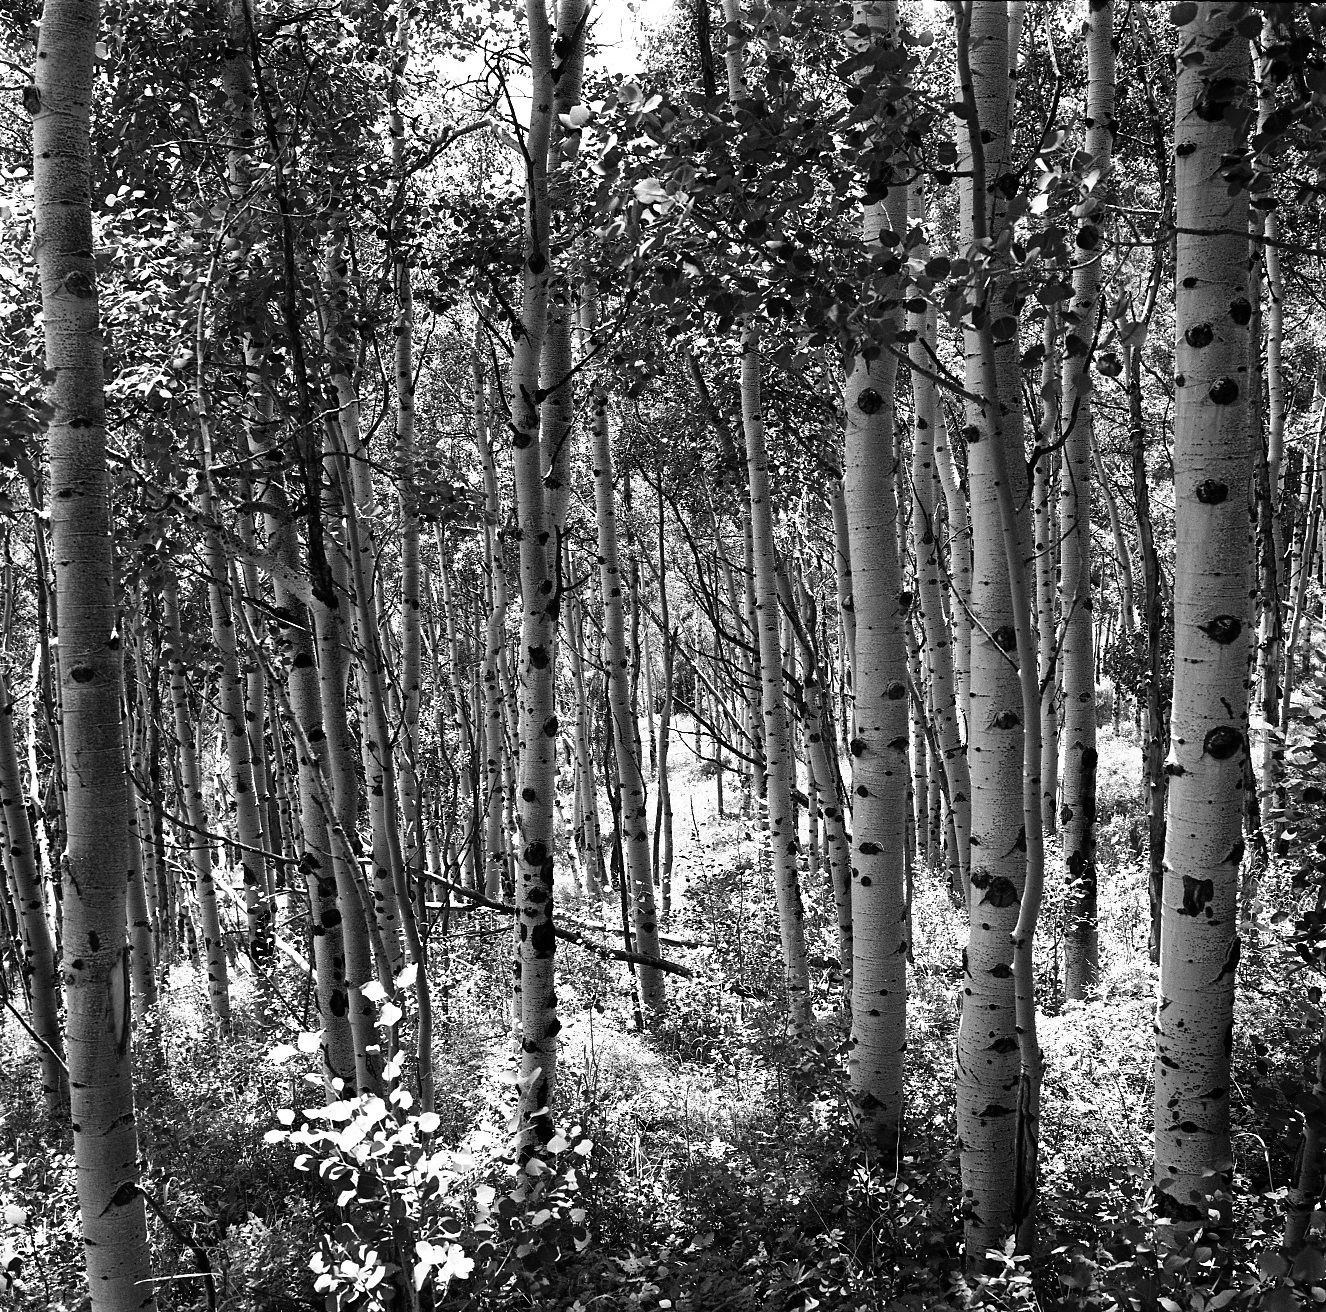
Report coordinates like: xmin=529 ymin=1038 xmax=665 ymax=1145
xmin=30 ymin=0 xmax=157 ymax=1301
xmin=1153 ymin=0 xmax=1253 ymax=1224
xmin=1058 ymin=0 xmax=1115 ymax=999
xmin=740 ymin=327 xmax=813 ymax=1033
xmin=510 ymin=0 xmax=562 ymax=1127
xmin=844 ymin=56 xmax=910 ymax=1136
xmin=953 ymin=0 xmax=1031 ymax=1257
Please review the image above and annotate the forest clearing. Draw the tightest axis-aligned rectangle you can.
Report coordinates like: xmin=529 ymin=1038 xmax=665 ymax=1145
xmin=2 ymin=0 xmax=1326 ymax=1308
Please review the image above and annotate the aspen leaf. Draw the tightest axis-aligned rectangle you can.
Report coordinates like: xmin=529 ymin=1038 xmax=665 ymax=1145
xmin=379 ymin=1001 xmax=403 ymax=1028
xmin=418 ymin=1112 xmax=440 ymax=1134
xmin=296 ymin=1030 xmax=322 ymax=1054
xmin=268 ymin=1043 xmax=299 ymax=1064
xmin=93 ymin=41 xmax=108 ymax=60
xmin=2 ymin=1206 xmax=25 ymax=1227
xmin=395 ymin=962 xmax=418 ymax=990
xmin=361 ymin=980 xmax=387 ymax=1003
xmin=277 ymin=1108 xmax=295 ymax=1126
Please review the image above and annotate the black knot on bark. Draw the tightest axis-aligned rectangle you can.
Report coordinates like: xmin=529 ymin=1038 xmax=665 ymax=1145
xmin=1194 ymin=480 xmax=1227 ymax=504
xmin=856 ymin=388 xmax=882 ymax=415
xmin=1203 ymin=726 xmax=1242 ymax=760
xmin=1229 ymin=297 xmax=1253 ymax=325
xmin=992 ymin=625 xmax=1017 ymax=651
xmin=542 ymin=715 xmax=559 ymax=738
xmin=69 ymin=666 xmax=95 ymax=683
xmin=886 ymin=681 xmax=906 ymax=700
xmin=1185 ymin=323 xmax=1214 ymax=348
xmin=1208 ymin=377 xmax=1239 ymax=405
xmin=1199 ymin=614 xmax=1242 ymax=644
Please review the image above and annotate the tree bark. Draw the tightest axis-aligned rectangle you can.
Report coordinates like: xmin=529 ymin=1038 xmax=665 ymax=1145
xmin=1153 ymin=0 xmax=1253 ymax=1229
xmin=1058 ymin=0 xmax=1114 ymax=1001
xmin=29 ymin=0 xmax=157 ymax=1298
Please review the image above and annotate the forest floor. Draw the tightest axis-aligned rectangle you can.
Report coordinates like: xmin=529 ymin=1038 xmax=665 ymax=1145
xmin=0 ymin=717 xmax=1311 ymax=1310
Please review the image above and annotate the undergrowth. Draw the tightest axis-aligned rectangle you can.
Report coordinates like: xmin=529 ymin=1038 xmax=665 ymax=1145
xmin=3 ymin=720 xmax=1326 ymax=1310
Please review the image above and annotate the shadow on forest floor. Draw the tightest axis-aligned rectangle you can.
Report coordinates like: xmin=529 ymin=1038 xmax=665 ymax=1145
xmin=0 ymin=719 xmax=1318 ymax=1309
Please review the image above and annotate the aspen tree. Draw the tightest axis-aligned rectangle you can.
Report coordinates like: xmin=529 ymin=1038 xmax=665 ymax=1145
xmin=1059 ymin=0 xmax=1115 ymax=1000
xmin=474 ymin=344 xmax=510 ymax=899
xmin=952 ymin=0 xmax=1043 ymax=1258
xmin=28 ymin=0 xmax=157 ymax=1301
xmin=778 ymin=568 xmax=853 ymax=1004
xmin=842 ymin=0 xmax=910 ymax=1143
xmin=565 ymin=592 xmax=606 ymax=897
xmin=162 ymin=580 xmax=230 ymax=1032
xmin=0 ymin=665 xmax=66 ymax=1109
xmin=195 ymin=388 xmax=270 ymax=966
xmin=933 ymin=399 xmax=973 ymax=728
xmin=122 ymin=728 xmax=157 ymax=1015
xmin=389 ymin=9 xmax=425 ymax=917
xmin=1034 ymin=312 xmax=1059 ymax=841
xmin=542 ymin=0 xmax=587 ymax=562
xmin=1153 ymin=0 xmax=1253 ymax=1227
xmin=722 ymin=0 xmax=812 ymax=1035
xmin=585 ymin=284 xmax=665 ymax=1011
xmin=909 ymin=211 xmax=970 ymax=898
xmin=509 ymin=0 xmax=563 ymax=1125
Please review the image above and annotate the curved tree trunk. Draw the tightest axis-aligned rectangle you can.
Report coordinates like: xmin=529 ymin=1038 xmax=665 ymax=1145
xmin=1153 ymin=0 xmax=1253 ymax=1229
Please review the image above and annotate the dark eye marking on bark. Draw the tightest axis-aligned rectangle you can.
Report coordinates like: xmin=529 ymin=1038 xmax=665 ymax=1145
xmin=1208 ymin=377 xmax=1238 ymax=404
xmin=1179 ymin=875 xmax=1214 ymax=916
xmin=1185 ymin=323 xmax=1214 ymax=348
xmin=856 ymin=388 xmax=882 ymax=415
xmin=981 ymin=877 xmax=1019 ymax=908
xmin=1194 ymin=480 xmax=1227 ymax=503
xmin=1199 ymin=615 xmax=1241 ymax=644
xmin=1203 ymin=726 xmax=1242 ymax=759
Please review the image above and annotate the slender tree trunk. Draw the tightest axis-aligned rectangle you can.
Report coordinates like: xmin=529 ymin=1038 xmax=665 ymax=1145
xmin=475 ymin=344 xmax=510 ymax=900
xmin=29 ymin=1 xmax=157 ymax=1297
xmin=842 ymin=84 xmax=910 ymax=1137
xmin=933 ymin=398 xmax=973 ymax=731
xmin=1153 ymin=0 xmax=1253 ymax=1229
xmin=162 ymin=580 xmax=231 ymax=1033
xmin=1059 ymin=0 xmax=1114 ymax=1001
xmin=909 ymin=209 xmax=971 ymax=899
xmin=953 ymin=0 xmax=1039 ymax=1258
xmin=739 ymin=325 xmax=813 ymax=1034
xmin=0 ymin=666 xmax=67 ymax=1110
xmin=509 ymin=0 xmax=562 ymax=1128
xmin=586 ymin=287 xmax=665 ymax=1012
xmin=1035 ymin=311 xmax=1060 ymax=841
